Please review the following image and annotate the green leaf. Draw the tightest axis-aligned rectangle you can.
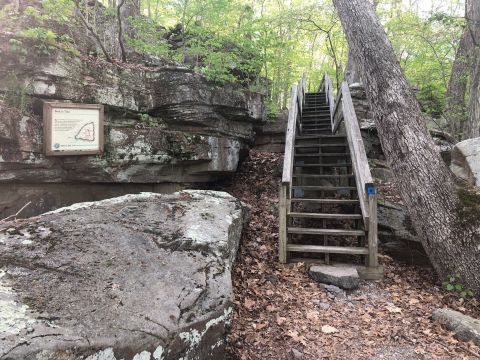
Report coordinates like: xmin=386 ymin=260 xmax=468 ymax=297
xmin=446 ymin=284 xmax=454 ymax=291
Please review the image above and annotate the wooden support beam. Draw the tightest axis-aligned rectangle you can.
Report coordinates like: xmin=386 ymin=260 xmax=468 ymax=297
xmin=279 ymin=183 xmax=288 ymax=263
xmin=367 ymin=193 xmax=378 ymax=268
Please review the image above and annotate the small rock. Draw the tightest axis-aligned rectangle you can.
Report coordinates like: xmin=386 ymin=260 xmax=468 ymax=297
xmin=322 ymin=284 xmax=346 ymax=299
xmin=432 ymin=308 xmax=480 ymax=345
xmin=313 ymin=300 xmax=330 ymax=310
xmin=309 ymin=265 xmax=360 ymax=290
xmin=290 ymin=348 xmax=303 ymax=359
xmin=265 ymin=274 xmax=279 ymax=284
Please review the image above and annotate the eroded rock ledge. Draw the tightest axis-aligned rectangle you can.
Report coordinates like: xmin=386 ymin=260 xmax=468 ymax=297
xmin=0 ymin=190 xmax=248 ymax=360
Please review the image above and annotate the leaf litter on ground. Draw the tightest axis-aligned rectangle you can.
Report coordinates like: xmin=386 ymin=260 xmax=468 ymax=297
xmin=213 ymin=151 xmax=480 ymax=359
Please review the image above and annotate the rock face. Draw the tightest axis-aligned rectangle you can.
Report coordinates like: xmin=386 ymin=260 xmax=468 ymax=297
xmin=0 ymin=32 xmax=264 ymax=218
xmin=254 ymin=110 xmax=287 ymax=153
xmin=432 ymin=308 xmax=480 ymax=345
xmin=309 ymin=265 xmax=360 ymax=290
xmin=450 ymin=137 xmax=480 ymax=186
xmin=0 ymin=190 xmax=248 ymax=359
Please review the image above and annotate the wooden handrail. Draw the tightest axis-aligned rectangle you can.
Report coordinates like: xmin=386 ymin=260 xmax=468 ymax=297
xmin=280 ymin=75 xmax=307 ymax=263
xmin=282 ymin=74 xmax=307 ymax=184
xmin=329 ymin=78 xmax=374 ymax=227
xmin=282 ymin=85 xmax=299 ymax=183
xmin=324 ymin=73 xmax=335 ymax=130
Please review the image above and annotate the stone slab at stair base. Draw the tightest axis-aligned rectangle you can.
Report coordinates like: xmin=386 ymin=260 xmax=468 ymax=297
xmin=309 ymin=265 xmax=360 ymax=290
xmin=291 ymin=259 xmax=384 ymax=281
xmin=432 ymin=308 xmax=480 ymax=345
xmin=0 ymin=190 xmax=248 ymax=360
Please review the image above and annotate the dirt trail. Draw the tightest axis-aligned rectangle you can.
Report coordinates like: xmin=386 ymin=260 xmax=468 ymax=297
xmin=218 ymin=151 xmax=480 ymax=360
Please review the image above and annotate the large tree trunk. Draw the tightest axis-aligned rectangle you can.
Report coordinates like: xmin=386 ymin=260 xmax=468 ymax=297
xmin=466 ymin=0 xmax=480 ymax=138
xmin=445 ymin=29 xmax=470 ymax=139
xmin=332 ymin=0 xmax=480 ymax=293
xmin=345 ymin=48 xmax=362 ymax=85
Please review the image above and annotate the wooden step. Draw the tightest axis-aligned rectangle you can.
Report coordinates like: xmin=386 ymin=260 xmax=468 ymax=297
xmin=286 ymin=244 xmax=369 ymax=255
xmin=295 ymin=145 xmax=347 ymax=149
xmin=294 ymin=153 xmax=350 ymax=157
xmin=292 ymin=174 xmax=354 ymax=178
xmin=288 ymin=212 xmax=363 ymax=219
xmin=296 ymin=135 xmax=346 ymax=139
xmin=302 ymin=123 xmax=331 ymax=127
xmin=288 ymin=227 xmax=365 ymax=236
xmin=302 ymin=114 xmax=330 ymax=118
xmin=291 ymin=186 xmax=356 ymax=191
xmin=290 ymin=198 xmax=359 ymax=204
xmin=294 ymin=163 xmax=352 ymax=167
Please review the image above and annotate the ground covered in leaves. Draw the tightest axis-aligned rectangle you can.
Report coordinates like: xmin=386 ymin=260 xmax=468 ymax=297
xmin=218 ymin=151 xmax=480 ymax=360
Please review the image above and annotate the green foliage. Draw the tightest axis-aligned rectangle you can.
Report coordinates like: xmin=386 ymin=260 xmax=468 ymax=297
xmin=417 ymin=83 xmax=445 ymax=117
xmin=19 ymin=27 xmax=59 ymax=55
xmin=443 ymin=275 xmax=474 ymax=299
xmin=126 ymin=17 xmax=171 ymax=58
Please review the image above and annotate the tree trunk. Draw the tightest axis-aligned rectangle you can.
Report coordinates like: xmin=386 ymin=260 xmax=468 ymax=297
xmin=466 ymin=0 xmax=480 ymax=138
xmin=345 ymin=48 xmax=362 ymax=85
xmin=445 ymin=29 xmax=470 ymax=139
xmin=332 ymin=0 xmax=480 ymax=293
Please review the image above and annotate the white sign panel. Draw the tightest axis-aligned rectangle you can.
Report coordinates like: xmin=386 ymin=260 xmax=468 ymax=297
xmin=44 ymin=103 xmax=104 ymax=156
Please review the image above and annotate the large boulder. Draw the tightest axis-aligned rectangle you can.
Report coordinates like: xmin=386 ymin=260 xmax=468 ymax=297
xmin=450 ymin=137 xmax=480 ymax=186
xmin=0 ymin=190 xmax=248 ymax=359
xmin=378 ymin=200 xmax=429 ymax=265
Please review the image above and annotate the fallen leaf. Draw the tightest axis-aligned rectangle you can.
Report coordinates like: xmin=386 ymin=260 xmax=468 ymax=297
xmin=321 ymin=325 xmax=338 ymax=334
xmin=254 ymin=322 xmax=268 ymax=330
xmin=276 ymin=316 xmax=287 ymax=325
xmin=386 ymin=305 xmax=402 ymax=313
xmin=244 ymin=298 xmax=256 ymax=310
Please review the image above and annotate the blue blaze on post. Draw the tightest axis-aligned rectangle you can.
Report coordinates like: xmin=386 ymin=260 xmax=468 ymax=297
xmin=365 ymin=183 xmax=376 ymax=195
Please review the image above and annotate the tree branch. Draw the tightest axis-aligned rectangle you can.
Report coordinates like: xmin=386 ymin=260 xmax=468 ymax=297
xmin=74 ymin=0 xmax=113 ymax=63
xmin=117 ymin=0 xmax=127 ymax=62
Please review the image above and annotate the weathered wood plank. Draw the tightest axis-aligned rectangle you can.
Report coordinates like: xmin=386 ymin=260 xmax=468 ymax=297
xmin=281 ymin=85 xmax=298 ymax=183
xmin=341 ymin=81 xmax=373 ymax=226
xmin=287 ymin=227 xmax=365 ymax=236
xmin=279 ymin=183 xmax=288 ymax=263
xmin=324 ymin=73 xmax=335 ymax=130
xmin=287 ymin=244 xmax=369 ymax=255
xmin=367 ymin=193 xmax=378 ymax=268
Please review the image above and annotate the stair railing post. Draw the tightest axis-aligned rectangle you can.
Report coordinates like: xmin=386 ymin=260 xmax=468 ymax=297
xmin=367 ymin=189 xmax=378 ymax=268
xmin=279 ymin=183 xmax=288 ymax=263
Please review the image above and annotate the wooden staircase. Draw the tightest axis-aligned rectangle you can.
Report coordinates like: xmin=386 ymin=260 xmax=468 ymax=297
xmin=279 ymin=74 xmax=383 ymax=280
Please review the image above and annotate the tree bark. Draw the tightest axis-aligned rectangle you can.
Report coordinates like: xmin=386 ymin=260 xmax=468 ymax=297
xmin=345 ymin=48 xmax=361 ymax=85
xmin=332 ymin=0 xmax=480 ymax=293
xmin=445 ymin=29 xmax=470 ymax=138
xmin=466 ymin=0 xmax=480 ymax=138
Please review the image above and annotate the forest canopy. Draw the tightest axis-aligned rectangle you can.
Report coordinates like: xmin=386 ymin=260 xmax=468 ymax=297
xmin=0 ymin=0 xmax=466 ymax=122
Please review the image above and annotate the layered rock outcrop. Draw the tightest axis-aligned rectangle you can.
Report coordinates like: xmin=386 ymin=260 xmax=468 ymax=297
xmin=0 ymin=190 xmax=248 ymax=359
xmin=0 ymin=32 xmax=264 ymax=217
xmin=254 ymin=110 xmax=287 ymax=153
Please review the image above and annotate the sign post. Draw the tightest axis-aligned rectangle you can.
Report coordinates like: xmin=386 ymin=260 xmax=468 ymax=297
xmin=43 ymin=102 xmax=104 ymax=156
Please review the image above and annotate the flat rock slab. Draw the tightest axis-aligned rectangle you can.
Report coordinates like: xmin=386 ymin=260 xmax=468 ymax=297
xmin=0 ymin=190 xmax=248 ymax=360
xmin=309 ymin=265 xmax=360 ymax=290
xmin=432 ymin=308 xmax=480 ymax=345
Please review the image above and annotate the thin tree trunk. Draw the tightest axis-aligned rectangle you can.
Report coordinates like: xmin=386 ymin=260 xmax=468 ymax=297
xmin=445 ymin=29 xmax=470 ymax=139
xmin=466 ymin=0 xmax=480 ymax=138
xmin=117 ymin=0 xmax=127 ymax=62
xmin=467 ymin=57 xmax=480 ymax=137
xmin=345 ymin=48 xmax=361 ymax=85
xmin=333 ymin=0 xmax=480 ymax=293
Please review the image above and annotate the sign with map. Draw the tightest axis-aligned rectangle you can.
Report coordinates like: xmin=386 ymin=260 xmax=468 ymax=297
xmin=43 ymin=102 xmax=104 ymax=156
